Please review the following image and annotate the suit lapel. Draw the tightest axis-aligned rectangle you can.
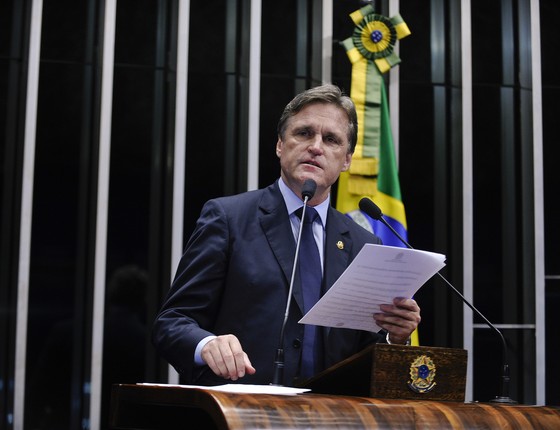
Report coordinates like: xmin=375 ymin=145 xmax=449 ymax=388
xmin=258 ymin=183 xmax=305 ymax=313
xmin=324 ymin=207 xmax=353 ymax=293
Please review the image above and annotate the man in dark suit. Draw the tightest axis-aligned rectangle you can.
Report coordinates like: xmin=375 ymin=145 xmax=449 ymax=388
xmin=152 ymin=84 xmax=421 ymax=386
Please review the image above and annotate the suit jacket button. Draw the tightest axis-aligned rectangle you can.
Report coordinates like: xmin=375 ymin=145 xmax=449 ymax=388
xmin=292 ymin=339 xmax=302 ymax=349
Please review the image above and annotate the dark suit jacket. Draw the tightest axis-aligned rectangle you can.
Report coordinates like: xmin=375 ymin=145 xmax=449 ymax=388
xmin=152 ymin=181 xmax=383 ymax=386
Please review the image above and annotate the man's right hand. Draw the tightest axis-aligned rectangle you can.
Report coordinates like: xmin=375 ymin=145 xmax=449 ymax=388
xmin=200 ymin=334 xmax=256 ymax=381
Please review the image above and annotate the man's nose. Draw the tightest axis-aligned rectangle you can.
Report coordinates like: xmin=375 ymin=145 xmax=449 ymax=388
xmin=308 ymin=136 xmax=324 ymax=152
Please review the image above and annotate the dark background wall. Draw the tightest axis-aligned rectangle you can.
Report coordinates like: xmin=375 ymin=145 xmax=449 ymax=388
xmin=1 ymin=1 xmax=558 ymax=428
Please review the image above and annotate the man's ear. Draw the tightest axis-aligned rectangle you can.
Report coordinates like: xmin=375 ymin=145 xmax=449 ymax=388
xmin=276 ymin=138 xmax=283 ymax=158
xmin=341 ymin=152 xmax=352 ymax=172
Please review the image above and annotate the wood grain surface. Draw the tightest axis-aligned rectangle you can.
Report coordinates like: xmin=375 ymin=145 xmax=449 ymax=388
xmin=110 ymin=384 xmax=560 ymax=429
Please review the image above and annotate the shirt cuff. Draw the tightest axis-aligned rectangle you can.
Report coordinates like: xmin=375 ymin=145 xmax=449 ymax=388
xmin=194 ymin=335 xmax=217 ymax=365
xmin=385 ymin=331 xmax=411 ymax=346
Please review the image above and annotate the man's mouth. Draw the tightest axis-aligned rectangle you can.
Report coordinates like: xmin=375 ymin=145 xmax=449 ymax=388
xmin=302 ymin=159 xmax=320 ymax=169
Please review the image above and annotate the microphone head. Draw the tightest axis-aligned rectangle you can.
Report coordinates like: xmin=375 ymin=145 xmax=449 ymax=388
xmin=301 ymin=179 xmax=317 ymax=201
xmin=359 ymin=197 xmax=383 ymax=220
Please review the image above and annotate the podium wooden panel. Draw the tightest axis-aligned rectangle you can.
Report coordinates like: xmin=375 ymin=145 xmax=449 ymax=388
xmin=300 ymin=343 xmax=468 ymax=401
xmin=110 ymin=383 xmax=560 ymax=429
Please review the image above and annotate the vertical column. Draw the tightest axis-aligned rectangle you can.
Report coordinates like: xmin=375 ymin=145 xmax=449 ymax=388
xmin=321 ymin=0 xmax=333 ymax=84
xmin=460 ymin=0 xmax=474 ymax=402
xmin=89 ymin=0 xmax=117 ymax=428
xmin=168 ymin=0 xmax=191 ymax=385
xmin=247 ymin=0 xmax=261 ymax=191
xmin=530 ymin=0 xmax=545 ymax=406
xmin=13 ymin=0 xmax=43 ymax=427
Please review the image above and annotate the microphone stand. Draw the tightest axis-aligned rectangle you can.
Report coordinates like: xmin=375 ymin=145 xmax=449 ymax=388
xmin=271 ymin=180 xmax=316 ymax=386
xmin=374 ymin=211 xmax=516 ymax=404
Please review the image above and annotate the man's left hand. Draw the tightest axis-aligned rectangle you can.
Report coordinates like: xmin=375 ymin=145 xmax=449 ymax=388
xmin=373 ymin=297 xmax=421 ymax=344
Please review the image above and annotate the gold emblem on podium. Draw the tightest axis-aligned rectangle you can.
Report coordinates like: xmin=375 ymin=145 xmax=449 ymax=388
xmin=408 ymin=355 xmax=437 ymax=393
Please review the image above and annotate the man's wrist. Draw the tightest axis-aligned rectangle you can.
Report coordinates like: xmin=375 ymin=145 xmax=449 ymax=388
xmin=385 ymin=332 xmax=411 ymax=346
xmin=194 ymin=335 xmax=217 ymax=365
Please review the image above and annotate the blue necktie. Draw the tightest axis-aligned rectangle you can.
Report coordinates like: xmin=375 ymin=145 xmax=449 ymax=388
xmin=296 ymin=206 xmax=323 ymax=378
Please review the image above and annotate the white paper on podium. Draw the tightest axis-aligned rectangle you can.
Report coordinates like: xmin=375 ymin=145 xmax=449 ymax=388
xmin=298 ymin=244 xmax=446 ymax=333
xmin=138 ymin=383 xmax=310 ymax=395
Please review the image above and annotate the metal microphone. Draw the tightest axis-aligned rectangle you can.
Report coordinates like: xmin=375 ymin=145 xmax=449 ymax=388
xmin=358 ymin=197 xmax=517 ymax=404
xmin=271 ymin=179 xmax=317 ymax=386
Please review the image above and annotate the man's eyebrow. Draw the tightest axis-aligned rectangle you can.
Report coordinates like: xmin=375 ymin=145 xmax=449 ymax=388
xmin=325 ymin=129 xmax=343 ymax=138
xmin=291 ymin=123 xmax=343 ymax=138
xmin=292 ymin=124 xmax=313 ymax=132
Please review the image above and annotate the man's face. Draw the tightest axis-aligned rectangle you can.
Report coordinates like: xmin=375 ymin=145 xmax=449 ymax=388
xmin=276 ymin=102 xmax=352 ymax=204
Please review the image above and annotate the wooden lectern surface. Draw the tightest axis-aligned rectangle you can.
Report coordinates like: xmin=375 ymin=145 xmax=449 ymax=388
xmin=110 ymin=384 xmax=560 ymax=429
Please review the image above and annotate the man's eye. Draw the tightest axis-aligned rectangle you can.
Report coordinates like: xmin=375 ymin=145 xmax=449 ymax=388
xmin=296 ymin=130 xmax=312 ymax=138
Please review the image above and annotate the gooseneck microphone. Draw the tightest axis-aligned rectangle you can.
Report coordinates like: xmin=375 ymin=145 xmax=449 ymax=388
xmin=271 ymin=179 xmax=317 ymax=386
xmin=358 ymin=197 xmax=517 ymax=404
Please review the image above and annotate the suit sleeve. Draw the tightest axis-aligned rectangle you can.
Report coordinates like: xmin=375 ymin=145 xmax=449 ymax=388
xmin=151 ymin=199 xmax=229 ymax=379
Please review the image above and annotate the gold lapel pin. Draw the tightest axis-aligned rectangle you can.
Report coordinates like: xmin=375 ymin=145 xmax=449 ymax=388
xmin=337 ymin=240 xmax=344 ymax=250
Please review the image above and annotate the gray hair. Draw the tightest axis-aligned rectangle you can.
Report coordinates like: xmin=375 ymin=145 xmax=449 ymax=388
xmin=276 ymin=84 xmax=358 ymax=154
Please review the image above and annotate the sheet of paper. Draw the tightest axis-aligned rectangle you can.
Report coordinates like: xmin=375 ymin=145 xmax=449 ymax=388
xmin=138 ymin=382 xmax=310 ymax=395
xmin=299 ymin=244 xmax=446 ymax=333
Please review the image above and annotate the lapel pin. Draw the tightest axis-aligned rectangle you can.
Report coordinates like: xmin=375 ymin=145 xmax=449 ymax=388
xmin=337 ymin=240 xmax=344 ymax=250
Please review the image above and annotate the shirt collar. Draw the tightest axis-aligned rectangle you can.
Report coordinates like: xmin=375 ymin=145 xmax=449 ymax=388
xmin=278 ymin=177 xmax=329 ymax=226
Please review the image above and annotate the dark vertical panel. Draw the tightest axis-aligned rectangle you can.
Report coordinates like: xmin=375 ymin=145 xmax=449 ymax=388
xmin=71 ymin=1 xmax=102 ymax=425
xmin=331 ymin=0 xmax=357 ymax=93
xmin=102 ymin=0 xmax=176 ymax=427
xmin=259 ymin=1 xmax=299 ymax=189
xmin=499 ymin=1 xmax=519 ymax=324
xmin=471 ymin=79 xmax=506 ymax=402
xmin=310 ymin=0 xmax=323 ymax=85
xmin=517 ymin=2 xmax=534 ymax=237
xmin=295 ymin=0 xmax=309 ymax=94
xmin=499 ymin=87 xmax=517 ymax=317
xmin=545 ymin=280 xmax=560 ymax=405
xmin=472 ymin=0 xmax=538 ymax=405
xmin=223 ymin=0 xmax=239 ymax=196
xmin=235 ymin=0 xmax=251 ymax=192
xmin=391 ymin=2 xmax=438 ymax=348
xmin=182 ymin=1 xmax=227 ymax=240
xmin=446 ymin=0 xmax=467 ymax=354
xmin=432 ymin=0 xmax=465 ymax=350
xmin=471 ymin=0 xmax=508 ymax=403
xmin=517 ymin=0 xmax=536 ymax=404
xmin=471 ymin=0 xmax=502 ymax=85
xmin=0 ymin=1 xmax=30 ymax=428
xmin=431 ymin=0 xmax=452 ymax=349
xmin=391 ymin=0 xmax=465 ymax=352
xmin=258 ymin=0 xmax=331 ymax=190
xmin=145 ymin=0 xmax=178 ymax=384
xmin=23 ymin=0 xmax=99 ymax=427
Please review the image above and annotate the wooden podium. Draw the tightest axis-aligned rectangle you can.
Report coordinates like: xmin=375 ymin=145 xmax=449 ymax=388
xmin=110 ymin=384 xmax=560 ymax=429
xmin=110 ymin=345 xmax=560 ymax=429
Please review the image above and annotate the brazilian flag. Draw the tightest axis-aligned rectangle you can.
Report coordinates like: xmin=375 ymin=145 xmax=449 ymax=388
xmin=338 ymin=82 xmax=408 ymax=248
xmin=336 ymin=5 xmax=418 ymax=346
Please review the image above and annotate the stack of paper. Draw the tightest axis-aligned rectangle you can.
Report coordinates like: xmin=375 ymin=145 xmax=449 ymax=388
xmin=299 ymin=244 xmax=446 ymax=333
